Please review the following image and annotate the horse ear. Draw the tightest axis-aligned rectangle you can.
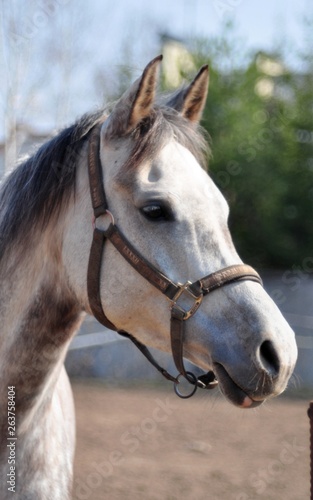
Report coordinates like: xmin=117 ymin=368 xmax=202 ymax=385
xmin=104 ymin=55 xmax=162 ymax=138
xmin=167 ymin=65 xmax=209 ymax=123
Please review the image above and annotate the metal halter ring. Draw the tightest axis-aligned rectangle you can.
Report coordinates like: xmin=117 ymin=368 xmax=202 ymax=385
xmin=174 ymin=372 xmax=198 ymax=399
xmin=92 ymin=210 xmax=115 ymax=230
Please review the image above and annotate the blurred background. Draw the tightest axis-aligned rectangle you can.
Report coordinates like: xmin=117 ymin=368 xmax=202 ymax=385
xmin=1 ymin=0 xmax=312 ymax=389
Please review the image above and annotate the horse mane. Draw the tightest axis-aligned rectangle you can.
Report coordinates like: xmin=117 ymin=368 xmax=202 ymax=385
xmin=0 ymin=109 xmax=105 ymax=261
xmin=0 ymin=103 xmax=210 ymax=262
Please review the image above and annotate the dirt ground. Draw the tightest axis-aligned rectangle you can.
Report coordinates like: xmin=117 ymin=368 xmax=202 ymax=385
xmin=72 ymin=380 xmax=311 ymax=500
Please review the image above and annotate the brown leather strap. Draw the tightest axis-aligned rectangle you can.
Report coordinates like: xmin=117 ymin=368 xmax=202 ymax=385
xmin=86 ymin=125 xmax=263 ymax=396
xmin=170 ymin=265 xmax=262 ymax=390
xmin=102 ymin=225 xmax=263 ymax=391
xmin=88 ymin=125 xmax=108 ymax=217
xmin=86 ymin=126 xmax=184 ymax=385
xmin=87 ymin=125 xmax=118 ymax=330
xmin=200 ymin=264 xmax=262 ymax=294
xmin=103 ymin=224 xmax=262 ymax=305
xmin=171 ymin=307 xmax=188 ymax=377
xmin=171 ymin=306 xmax=218 ymax=394
xmin=87 ymin=228 xmax=117 ymax=331
xmin=118 ymin=331 xmax=178 ymax=383
xmin=104 ymin=223 xmax=179 ymax=296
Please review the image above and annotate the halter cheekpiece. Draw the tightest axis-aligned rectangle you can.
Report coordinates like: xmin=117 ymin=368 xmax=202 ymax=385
xmin=86 ymin=125 xmax=263 ymax=399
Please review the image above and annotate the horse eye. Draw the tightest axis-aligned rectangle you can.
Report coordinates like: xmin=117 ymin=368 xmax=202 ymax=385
xmin=141 ymin=204 xmax=171 ymax=221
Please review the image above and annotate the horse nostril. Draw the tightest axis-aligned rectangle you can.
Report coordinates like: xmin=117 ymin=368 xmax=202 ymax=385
xmin=259 ymin=340 xmax=280 ymax=378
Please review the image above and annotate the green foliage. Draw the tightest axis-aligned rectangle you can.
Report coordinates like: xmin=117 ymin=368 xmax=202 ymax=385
xmin=176 ymin=24 xmax=313 ymax=269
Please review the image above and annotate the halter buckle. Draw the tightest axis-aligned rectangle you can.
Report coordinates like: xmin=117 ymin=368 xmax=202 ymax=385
xmin=170 ymin=281 xmax=203 ymax=320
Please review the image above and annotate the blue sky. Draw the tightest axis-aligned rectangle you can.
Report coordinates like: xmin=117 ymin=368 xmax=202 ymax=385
xmin=89 ymin=0 xmax=311 ymax=69
xmin=1 ymin=0 xmax=312 ymax=140
xmin=70 ymin=0 xmax=313 ymax=117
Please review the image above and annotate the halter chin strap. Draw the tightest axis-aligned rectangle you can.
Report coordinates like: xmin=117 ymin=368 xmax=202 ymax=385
xmin=86 ymin=125 xmax=263 ymax=398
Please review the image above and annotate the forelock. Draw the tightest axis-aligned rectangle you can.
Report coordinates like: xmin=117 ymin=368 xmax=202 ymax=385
xmin=114 ymin=107 xmax=210 ymax=187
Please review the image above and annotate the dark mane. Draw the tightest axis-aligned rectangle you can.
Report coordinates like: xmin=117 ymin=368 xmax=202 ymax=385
xmin=0 ymin=109 xmax=105 ymax=259
xmin=0 ymin=103 xmax=210 ymax=262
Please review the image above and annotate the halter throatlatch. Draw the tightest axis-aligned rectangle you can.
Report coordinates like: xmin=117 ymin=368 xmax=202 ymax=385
xmin=86 ymin=125 xmax=263 ymax=399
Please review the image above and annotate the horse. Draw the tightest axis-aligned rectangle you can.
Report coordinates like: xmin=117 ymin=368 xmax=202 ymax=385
xmin=0 ymin=56 xmax=297 ymax=499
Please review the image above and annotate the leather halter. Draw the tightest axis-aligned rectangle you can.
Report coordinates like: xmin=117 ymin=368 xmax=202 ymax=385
xmin=86 ymin=125 xmax=263 ymax=398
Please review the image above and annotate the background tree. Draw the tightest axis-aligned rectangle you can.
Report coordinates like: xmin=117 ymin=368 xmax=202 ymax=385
xmin=170 ymin=22 xmax=313 ymax=269
xmin=0 ymin=0 xmax=88 ymax=173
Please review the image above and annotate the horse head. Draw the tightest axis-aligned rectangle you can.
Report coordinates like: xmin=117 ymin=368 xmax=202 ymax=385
xmin=64 ymin=56 xmax=297 ymax=408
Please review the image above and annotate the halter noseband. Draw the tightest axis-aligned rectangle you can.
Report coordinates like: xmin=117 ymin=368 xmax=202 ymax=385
xmin=86 ymin=125 xmax=263 ymax=398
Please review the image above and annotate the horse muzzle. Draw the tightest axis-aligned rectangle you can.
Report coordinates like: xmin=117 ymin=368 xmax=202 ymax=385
xmin=211 ymin=334 xmax=296 ymax=408
xmin=213 ymin=363 xmax=271 ymax=409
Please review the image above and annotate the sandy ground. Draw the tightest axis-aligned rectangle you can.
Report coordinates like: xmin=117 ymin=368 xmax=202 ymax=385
xmin=72 ymin=380 xmax=311 ymax=500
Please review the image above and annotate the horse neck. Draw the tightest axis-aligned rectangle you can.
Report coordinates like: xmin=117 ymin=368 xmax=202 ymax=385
xmin=0 ymin=217 xmax=83 ymax=498
xmin=0 ymin=220 xmax=83 ymax=438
